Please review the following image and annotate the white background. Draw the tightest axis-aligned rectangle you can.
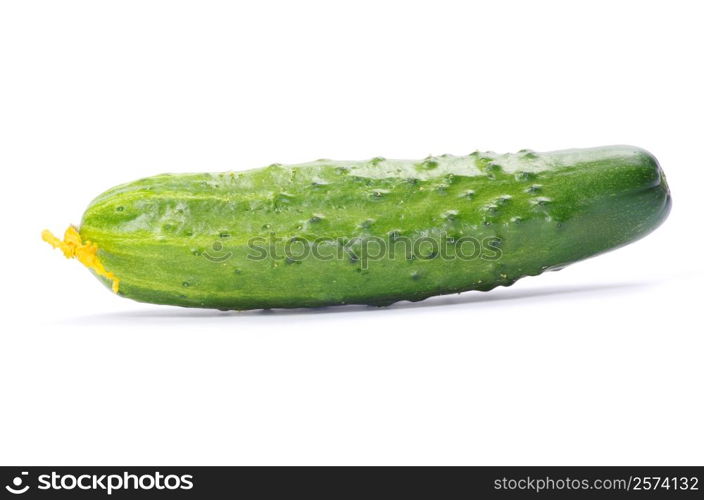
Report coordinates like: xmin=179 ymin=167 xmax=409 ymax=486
xmin=1 ymin=0 xmax=702 ymax=465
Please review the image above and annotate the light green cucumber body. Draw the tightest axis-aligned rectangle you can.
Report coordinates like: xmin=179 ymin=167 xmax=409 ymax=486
xmin=78 ymin=146 xmax=670 ymax=309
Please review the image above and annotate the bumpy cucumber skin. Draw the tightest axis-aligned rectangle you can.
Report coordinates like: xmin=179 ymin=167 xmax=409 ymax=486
xmin=79 ymin=146 xmax=671 ymax=310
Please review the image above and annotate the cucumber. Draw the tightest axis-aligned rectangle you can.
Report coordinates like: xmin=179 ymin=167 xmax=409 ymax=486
xmin=43 ymin=145 xmax=671 ymax=310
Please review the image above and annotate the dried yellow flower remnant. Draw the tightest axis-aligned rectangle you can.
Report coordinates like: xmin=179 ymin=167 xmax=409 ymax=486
xmin=42 ymin=226 xmax=120 ymax=293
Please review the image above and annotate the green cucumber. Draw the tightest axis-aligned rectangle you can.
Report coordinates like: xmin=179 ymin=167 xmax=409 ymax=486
xmin=43 ymin=145 xmax=671 ymax=310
